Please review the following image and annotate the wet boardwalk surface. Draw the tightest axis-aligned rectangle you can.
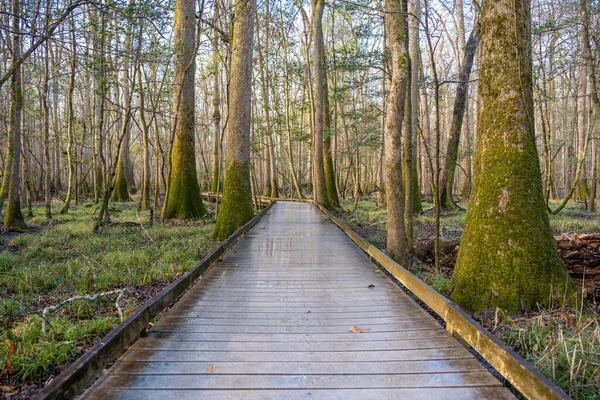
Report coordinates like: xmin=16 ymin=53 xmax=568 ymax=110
xmin=82 ymin=202 xmax=514 ymax=399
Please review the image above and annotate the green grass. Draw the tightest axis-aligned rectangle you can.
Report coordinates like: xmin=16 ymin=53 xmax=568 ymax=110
xmin=488 ymin=310 xmax=600 ymax=400
xmin=0 ymin=201 xmax=217 ymax=383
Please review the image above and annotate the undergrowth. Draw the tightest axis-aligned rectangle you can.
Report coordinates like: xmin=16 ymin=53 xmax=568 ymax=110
xmin=0 ymin=201 xmax=216 ymax=385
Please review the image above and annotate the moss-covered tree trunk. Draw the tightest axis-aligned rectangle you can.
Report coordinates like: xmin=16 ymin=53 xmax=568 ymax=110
xmin=439 ymin=22 xmax=480 ymax=210
xmin=213 ymin=0 xmax=255 ymax=240
xmin=163 ymin=0 xmax=207 ymax=219
xmin=451 ymin=0 xmax=574 ymax=313
xmin=384 ymin=0 xmax=410 ymax=266
xmin=408 ymin=0 xmax=422 ymax=215
xmin=402 ymin=72 xmax=414 ymax=246
xmin=323 ymin=76 xmax=340 ymax=207
xmin=4 ymin=0 xmax=25 ymax=229
xmin=310 ymin=0 xmax=331 ymax=208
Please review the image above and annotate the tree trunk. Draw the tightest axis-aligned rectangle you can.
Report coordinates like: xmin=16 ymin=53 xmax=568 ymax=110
xmin=3 ymin=0 xmax=25 ymax=229
xmin=210 ymin=29 xmax=221 ymax=193
xmin=112 ymin=0 xmax=135 ymax=202
xmin=42 ymin=2 xmax=52 ymax=219
xmin=439 ymin=22 xmax=480 ymax=210
xmin=213 ymin=0 xmax=255 ymax=240
xmin=408 ymin=0 xmax=422 ymax=215
xmin=451 ymin=0 xmax=574 ymax=313
xmin=384 ymin=0 xmax=410 ymax=266
xmin=60 ymin=23 xmax=77 ymax=214
xmin=162 ymin=0 xmax=207 ymax=219
xmin=311 ymin=0 xmax=331 ymax=208
xmin=323 ymin=74 xmax=339 ymax=207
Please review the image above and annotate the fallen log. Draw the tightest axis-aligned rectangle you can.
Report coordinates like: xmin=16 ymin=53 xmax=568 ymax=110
xmin=554 ymin=233 xmax=600 ymax=297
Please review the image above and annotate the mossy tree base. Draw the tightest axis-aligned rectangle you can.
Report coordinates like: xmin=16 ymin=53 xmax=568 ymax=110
xmin=4 ymin=199 xmax=25 ymax=229
xmin=112 ymin=166 xmax=131 ymax=202
xmin=164 ymin=168 xmax=207 ymax=219
xmin=214 ymin=163 xmax=254 ymax=241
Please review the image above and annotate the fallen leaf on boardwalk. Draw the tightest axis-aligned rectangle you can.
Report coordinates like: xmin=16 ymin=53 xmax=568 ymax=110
xmin=207 ymin=365 xmax=216 ymax=373
xmin=366 ymin=284 xmax=375 ymax=288
xmin=349 ymin=325 xmax=370 ymax=333
xmin=374 ymin=270 xmax=381 ymax=273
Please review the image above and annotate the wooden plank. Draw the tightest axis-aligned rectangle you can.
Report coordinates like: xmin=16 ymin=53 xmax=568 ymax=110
xmin=129 ymin=338 xmax=460 ymax=352
xmin=144 ymin=330 xmax=448 ymax=342
xmin=102 ymin=358 xmax=489 ymax=375
xmin=118 ymin=348 xmax=473 ymax=363
xmin=82 ymin=387 xmax=515 ymax=400
xmin=89 ymin=371 xmax=504 ymax=389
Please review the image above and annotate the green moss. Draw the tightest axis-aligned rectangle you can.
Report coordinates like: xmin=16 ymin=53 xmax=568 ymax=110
xmin=4 ymin=198 xmax=24 ymax=229
xmin=111 ymin=156 xmax=130 ymax=202
xmin=213 ymin=161 xmax=255 ymax=241
xmin=164 ymin=136 xmax=207 ymax=219
xmin=210 ymin=166 xmax=221 ymax=193
xmin=450 ymin=0 xmax=575 ymax=313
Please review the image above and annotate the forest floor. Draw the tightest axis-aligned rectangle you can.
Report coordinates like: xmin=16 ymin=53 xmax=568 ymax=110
xmin=0 ymin=200 xmax=218 ymax=398
xmin=336 ymin=198 xmax=600 ymax=399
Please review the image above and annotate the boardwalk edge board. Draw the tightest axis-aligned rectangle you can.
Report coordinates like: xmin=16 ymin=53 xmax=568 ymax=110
xmin=313 ymin=202 xmax=570 ymax=400
xmin=34 ymin=201 xmax=274 ymax=400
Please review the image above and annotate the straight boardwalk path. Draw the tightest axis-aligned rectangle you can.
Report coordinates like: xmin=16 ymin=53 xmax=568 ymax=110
xmin=82 ymin=202 xmax=514 ymax=399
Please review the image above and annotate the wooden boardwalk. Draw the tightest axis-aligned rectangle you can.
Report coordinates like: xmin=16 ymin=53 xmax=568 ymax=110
xmin=82 ymin=202 xmax=514 ymax=399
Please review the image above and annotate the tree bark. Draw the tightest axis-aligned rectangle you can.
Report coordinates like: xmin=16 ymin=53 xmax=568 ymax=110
xmin=60 ymin=22 xmax=77 ymax=214
xmin=213 ymin=0 xmax=255 ymax=240
xmin=384 ymin=0 xmax=410 ymax=266
xmin=162 ymin=0 xmax=207 ymax=219
xmin=311 ymin=0 xmax=331 ymax=208
xmin=439 ymin=22 xmax=480 ymax=210
xmin=451 ymin=0 xmax=574 ymax=313
xmin=3 ymin=0 xmax=25 ymax=229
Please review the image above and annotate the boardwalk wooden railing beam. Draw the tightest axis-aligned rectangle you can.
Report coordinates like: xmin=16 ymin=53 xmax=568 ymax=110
xmin=34 ymin=202 xmax=273 ymax=400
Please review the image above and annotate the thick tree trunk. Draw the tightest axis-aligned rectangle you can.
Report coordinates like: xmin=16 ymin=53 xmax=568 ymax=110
xmin=451 ymin=0 xmax=574 ymax=313
xmin=162 ymin=0 xmax=207 ymax=219
xmin=213 ymin=0 xmax=255 ymax=240
xmin=384 ymin=0 xmax=410 ymax=266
